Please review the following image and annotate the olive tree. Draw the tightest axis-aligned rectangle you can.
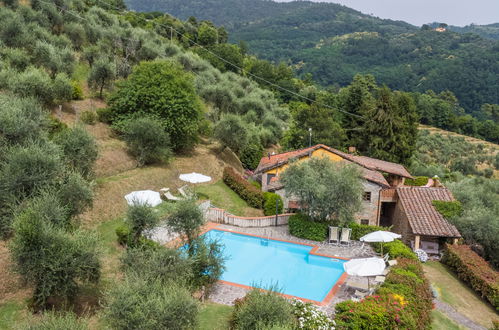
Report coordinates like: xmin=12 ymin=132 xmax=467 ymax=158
xmin=104 ymin=278 xmax=198 ymax=330
xmin=167 ymin=199 xmax=204 ymax=252
xmin=88 ymin=57 xmax=115 ymax=98
xmin=54 ymin=126 xmax=98 ymax=179
xmin=10 ymin=207 xmax=101 ymax=308
xmin=125 ymin=204 xmax=160 ymax=246
xmin=214 ymin=114 xmax=249 ymax=154
xmin=280 ymin=157 xmax=363 ymax=223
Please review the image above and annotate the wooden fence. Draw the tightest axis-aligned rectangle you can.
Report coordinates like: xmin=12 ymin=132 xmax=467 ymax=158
xmin=202 ymin=204 xmax=293 ymax=227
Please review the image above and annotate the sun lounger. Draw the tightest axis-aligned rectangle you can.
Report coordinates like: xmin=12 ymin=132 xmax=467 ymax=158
xmin=164 ymin=190 xmax=183 ymax=201
xmin=374 ymin=276 xmax=385 ymax=283
xmin=346 ymin=280 xmax=369 ymax=291
xmin=388 ymin=259 xmax=398 ymax=266
xmin=328 ymin=226 xmax=340 ymax=244
xmin=340 ymin=227 xmax=352 ymax=246
xmin=382 ymin=268 xmax=389 ymax=276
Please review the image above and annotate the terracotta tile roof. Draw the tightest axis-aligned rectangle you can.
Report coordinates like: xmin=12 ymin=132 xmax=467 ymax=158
xmin=397 ymin=187 xmax=461 ymax=238
xmin=255 ymin=144 xmax=412 ymax=179
xmin=255 ymin=144 xmax=353 ymax=174
xmin=351 ymin=155 xmax=413 ymax=179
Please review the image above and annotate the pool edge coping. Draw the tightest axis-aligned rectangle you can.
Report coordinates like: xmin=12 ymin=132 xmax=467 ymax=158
xmin=201 ymin=222 xmax=350 ymax=306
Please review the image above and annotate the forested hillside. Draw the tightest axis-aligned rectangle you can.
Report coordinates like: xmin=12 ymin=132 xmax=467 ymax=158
xmin=430 ymin=22 xmax=499 ymax=40
xmin=125 ymin=0 xmax=499 ymax=116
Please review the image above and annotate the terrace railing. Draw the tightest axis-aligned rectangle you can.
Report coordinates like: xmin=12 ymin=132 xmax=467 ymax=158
xmin=202 ymin=203 xmax=293 ymax=227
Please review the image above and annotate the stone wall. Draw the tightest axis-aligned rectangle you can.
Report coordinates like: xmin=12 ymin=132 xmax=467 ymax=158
xmin=354 ymin=181 xmax=383 ymax=226
xmin=391 ymin=201 xmax=414 ymax=245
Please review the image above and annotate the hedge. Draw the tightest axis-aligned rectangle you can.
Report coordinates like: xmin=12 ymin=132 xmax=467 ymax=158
xmin=442 ymin=244 xmax=499 ymax=309
xmin=288 ymin=213 xmax=328 ymax=241
xmin=223 ymin=167 xmax=264 ymax=209
xmin=348 ymin=222 xmax=390 ymax=240
xmin=263 ymin=192 xmax=283 ymax=216
xmin=335 ymin=258 xmax=433 ymax=329
xmin=372 ymin=240 xmax=418 ymax=260
xmin=405 ymin=176 xmax=429 ymax=186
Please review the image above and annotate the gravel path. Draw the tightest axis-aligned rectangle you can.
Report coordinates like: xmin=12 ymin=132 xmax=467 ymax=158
xmin=434 ymin=299 xmax=487 ymax=330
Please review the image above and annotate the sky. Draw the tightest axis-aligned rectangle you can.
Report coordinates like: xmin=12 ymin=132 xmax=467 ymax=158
xmin=275 ymin=0 xmax=499 ymax=26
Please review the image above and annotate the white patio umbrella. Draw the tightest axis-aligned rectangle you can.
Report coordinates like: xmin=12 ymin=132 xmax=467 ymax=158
xmin=360 ymin=231 xmax=401 ymax=255
xmin=179 ymin=172 xmax=212 ymax=184
xmin=344 ymin=257 xmax=386 ymax=289
xmin=125 ymin=190 xmax=163 ymax=207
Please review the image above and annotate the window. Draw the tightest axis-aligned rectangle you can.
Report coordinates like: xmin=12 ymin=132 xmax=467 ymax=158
xmin=363 ymin=191 xmax=371 ymax=202
xmin=266 ymin=173 xmax=276 ymax=185
xmin=361 ymin=219 xmax=369 ymax=225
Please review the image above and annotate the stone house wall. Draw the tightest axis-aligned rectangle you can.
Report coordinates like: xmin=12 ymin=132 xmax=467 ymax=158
xmin=391 ymin=202 xmax=414 ymax=245
xmin=354 ymin=180 xmax=383 ymax=226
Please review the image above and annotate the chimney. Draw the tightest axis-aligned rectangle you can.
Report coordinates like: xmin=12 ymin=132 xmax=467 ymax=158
xmin=348 ymin=146 xmax=356 ymax=154
xmin=267 ymin=152 xmax=271 ymax=160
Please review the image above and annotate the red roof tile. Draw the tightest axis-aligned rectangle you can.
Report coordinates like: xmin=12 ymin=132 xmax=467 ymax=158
xmin=397 ymin=187 xmax=461 ymax=238
xmin=351 ymin=155 xmax=413 ymax=178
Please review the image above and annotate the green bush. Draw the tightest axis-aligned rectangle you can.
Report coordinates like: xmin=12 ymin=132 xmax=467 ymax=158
xmin=372 ymin=240 xmax=417 ymax=260
xmin=240 ymin=142 xmax=263 ymax=170
xmin=223 ymin=167 xmax=264 ymax=209
xmin=335 ymin=258 xmax=433 ymax=329
xmin=263 ymin=192 xmax=283 ymax=216
xmin=348 ymin=222 xmax=390 ymax=240
xmin=442 ymin=244 xmax=499 ymax=309
xmin=122 ymin=117 xmax=172 ymax=166
xmin=404 ymin=176 xmax=429 ymax=186
xmin=22 ymin=311 xmax=88 ymax=330
xmin=71 ymin=81 xmax=84 ymax=100
xmin=231 ymin=289 xmax=295 ymax=330
xmin=288 ymin=213 xmax=328 ymax=241
xmin=80 ymin=110 xmax=97 ymax=125
xmin=115 ymin=224 xmax=131 ymax=246
xmin=432 ymin=200 xmax=463 ymax=219
xmin=96 ymin=108 xmax=113 ymax=124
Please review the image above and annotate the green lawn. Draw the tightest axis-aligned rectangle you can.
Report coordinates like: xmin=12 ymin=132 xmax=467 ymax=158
xmin=0 ymin=301 xmax=25 ymax=329
xmin=196 ymin=180 xmax=263 ymax=217
xmin=423 ymin=261 xmax=498 ymax=328
xmin=197 ymin=303 xmax=233 ymax=330
xmin=431 ymin=310 xmax=464 ymax=330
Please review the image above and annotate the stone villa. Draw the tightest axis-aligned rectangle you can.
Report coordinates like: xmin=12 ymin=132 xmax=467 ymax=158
xmin=253 ymin=144 xmax=461 ymax=253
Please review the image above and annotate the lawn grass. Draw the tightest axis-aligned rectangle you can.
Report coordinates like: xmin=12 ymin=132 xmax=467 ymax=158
xmin=196 ymin=180 xmax=263 ymax=217
xmin=0 ymin=301 xmax=25 ymax=329
xmin=423 ymin=261 xmax=498 ymax=328
xmin=197 ymin=302 xmax=233 ymax=330
xmin=431 ymin=310 xmax=464 ymax=330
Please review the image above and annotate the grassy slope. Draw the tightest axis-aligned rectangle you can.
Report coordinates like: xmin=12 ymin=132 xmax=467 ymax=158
xmin=431 ymin=310 xmax=464 ymax=330
xmin=423 ymin=261 xmax=498 ymax=328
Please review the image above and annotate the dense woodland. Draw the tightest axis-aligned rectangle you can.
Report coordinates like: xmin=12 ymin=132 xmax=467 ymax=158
xmin=126 ymin=0 xmax=499 ymax=143
xmin=0 ymin=0 xmax=498 ymax=327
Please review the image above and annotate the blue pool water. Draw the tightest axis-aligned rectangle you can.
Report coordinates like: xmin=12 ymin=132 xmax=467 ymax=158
xmin=203 ymin=229 xmax=346 ymax=302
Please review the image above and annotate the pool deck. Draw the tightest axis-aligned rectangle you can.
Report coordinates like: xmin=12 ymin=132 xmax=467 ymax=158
xmin=202 ymin=223 xmax=378 ymax=314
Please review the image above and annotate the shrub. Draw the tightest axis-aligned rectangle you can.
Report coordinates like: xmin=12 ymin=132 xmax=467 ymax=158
xmin=80 ymin=110 xmax=97 ymax=125
xmin=432 ymin=200 xmax=463 ymax=219
xmin=240 ymin=142 xmax=264 ymax=170
xmin=104 ymin=278 xmax=199 ymax=330
xmin=263 ymin=192 xmax=283 ymax=216
xmin=348 ymin=222 xmax=390 ymax=240
xmin=125 ymin=204 xmax=160 ymax=246
xmin=57 ymin=171 xmax=93 ymax=218
xmin=52 ymin=73 xmax=73 ymax=102
xmin=96 ymin=108 xmax=113 ymax=124
xmin=335 ymin=258 xmax=432 ymax=329
xmin=122 ymin=117 xmax=171 ymax=166
xmin=372 ymin=240 xmax=417 ymax=260
xmin=188 ymin=237 xmax=226 ymax=292
xmin=404 ymin=176 xmax=429 ymax=186
xmin=223 ymin=167 xmax=264 ymax=209
xmin=442 ymin=244 xmax=499 ymax=309
xmin=115 ymin=224 xmax=131 ymax=246
xmin=71 ymin=81 xmax=83 ymax=100
xmin=290 ymin=299 xmax=334 ymax=329
xmin=108 ymin=60 xmax=202 ymax=150
xmin=214 ymin=114 xmax=249 ymax=155
xmin=231 ymin=289 xmax=295 ymax=329
xmin=288 ymin=213 xmax=328 ymax=241
xmin=167 ymin=198 xmax=205 ymax=250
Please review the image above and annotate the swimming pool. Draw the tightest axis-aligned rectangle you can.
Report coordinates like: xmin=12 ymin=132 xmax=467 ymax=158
xmin=203 ymin=229 xmax=346 ymax=302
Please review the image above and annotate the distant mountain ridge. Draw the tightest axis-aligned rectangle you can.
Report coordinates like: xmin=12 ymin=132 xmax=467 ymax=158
xmin=429 ymin=22 xmax=499 ymax=40
xmin=125 ymin=0 xmax=499 ymax=113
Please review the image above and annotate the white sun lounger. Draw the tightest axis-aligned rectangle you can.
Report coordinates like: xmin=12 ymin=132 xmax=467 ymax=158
xmin=178 ymin=185 xmax=193 ymax=198
xmin=163 ymin=190 xmax=183 ymax=201
xmin=328 ymin=226 xmax=340 ymax=244
xmin=340 ymin=227 xmax=352 ymax=246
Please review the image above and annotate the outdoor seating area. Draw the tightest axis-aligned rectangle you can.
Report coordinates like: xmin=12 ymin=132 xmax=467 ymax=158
xmin=328 ymin=226 xmax=352 ymax=245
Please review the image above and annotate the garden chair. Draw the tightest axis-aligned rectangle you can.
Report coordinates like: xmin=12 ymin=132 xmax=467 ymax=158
xmin=328 ymin=226 xmax=340 ymax=245
xmin=388 ymin=259 xmax=398 ymax=266
xmin=340 ymin=227 xmax=352 ymax=246
xmin=383 ymin=253 xmax=390 ymax=263
xmin=162 ymin=188 xmax=183 ymax=201
xmin=374 ymin=276 xmax=385 ymax=283
xmin=354 ymin=290 xmax=368 ymax=299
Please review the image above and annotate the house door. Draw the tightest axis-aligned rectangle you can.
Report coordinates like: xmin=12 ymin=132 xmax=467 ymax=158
xmin=380 ymin=202 xmax=396 ymax=227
